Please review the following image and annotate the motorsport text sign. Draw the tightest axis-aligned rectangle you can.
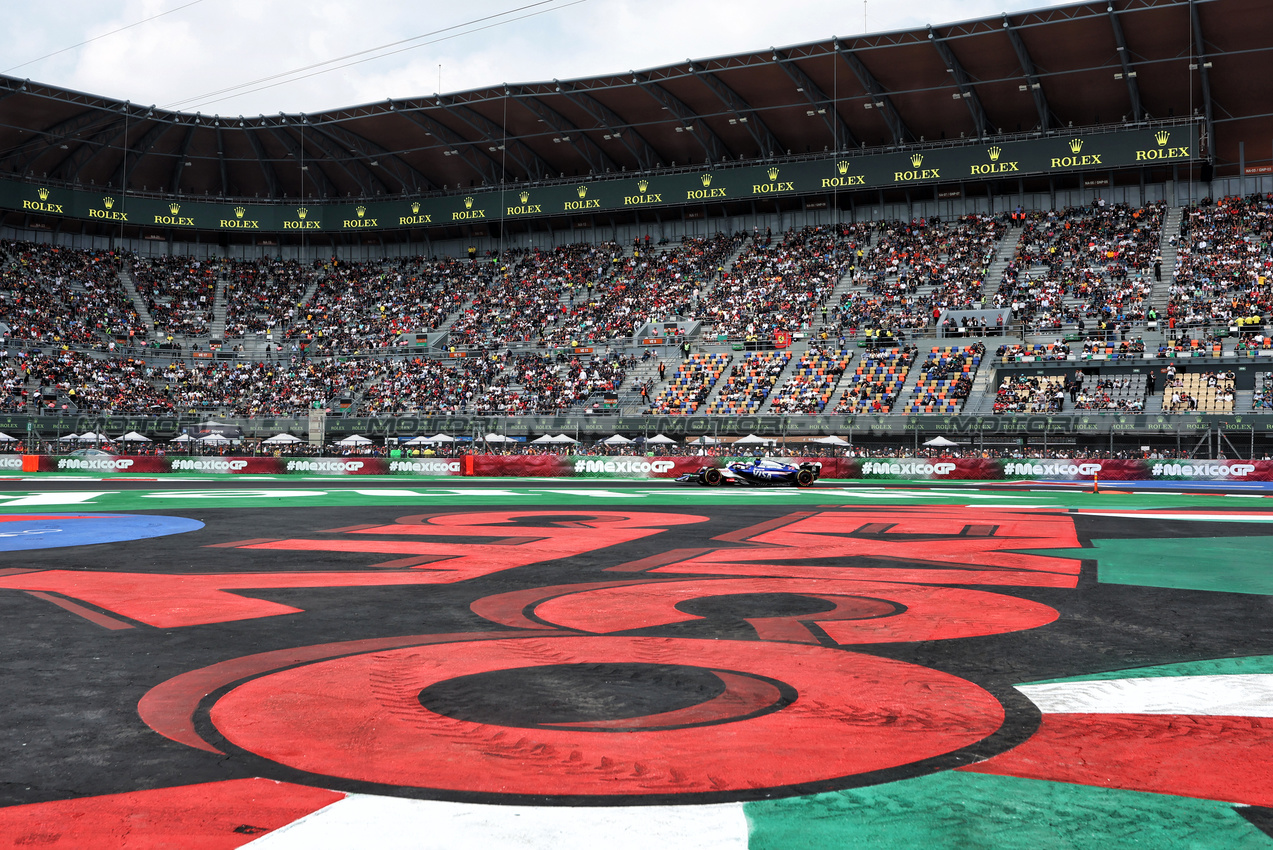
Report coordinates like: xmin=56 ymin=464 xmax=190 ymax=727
xmin=3 ymin=125 xmax=1198 ymax=233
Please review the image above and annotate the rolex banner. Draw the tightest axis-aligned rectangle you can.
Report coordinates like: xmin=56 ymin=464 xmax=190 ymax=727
xmin=3 ymin=125 xmax=1199 ymax=233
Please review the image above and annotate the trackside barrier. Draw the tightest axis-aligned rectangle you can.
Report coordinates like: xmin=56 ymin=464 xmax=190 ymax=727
xmin=22 ymin=455 xmax=1273 ymax=481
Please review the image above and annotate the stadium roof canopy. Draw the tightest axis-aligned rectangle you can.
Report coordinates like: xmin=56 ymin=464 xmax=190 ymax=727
xmin=0 ymin=0 xmax=1268 ymax=205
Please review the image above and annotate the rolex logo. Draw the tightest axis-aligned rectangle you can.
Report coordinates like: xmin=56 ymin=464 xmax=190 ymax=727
xmin=1155 ymin=130 xmax=1170 ymax=146
xmin=356 ymin=205 xmax=366 ymax=218
xmin=518 ymin=191 xmax=529 ymax=204
xmin=988 ymin=146 xmax=1002 ymax=162
xmin=910 ymin=153 xmax=924 ymax=168
xmin=464 ymin=197 xmax=474 ymax=210
xmin=1068 ymin=138 xmax=1084 ymax=154
xmin=234 ymin=206 xmax=245 ymax=219
xmin=103 ymin=197 xmax=115 ymax=210
xmin=411 ymin=201 xmax=420 ymax=214
xmin=577 ymin=186 xmax=588 ymax=199
xmin=700 ymin=173 xmax=712 ymax=187
xmin=297 ymin=207 xmax=308 ymax=219
xmin=37 ymin=188 xmax=49 ymax=201
xmin=637 ymin=179 xmax=648 ymax=192
xmin=169 ymin=202 xmax=181 ymax=215
xmin=836 ymin=161 xmax=849 ymax=175
xmin=767 ymin=167 xmax=780 ymax=181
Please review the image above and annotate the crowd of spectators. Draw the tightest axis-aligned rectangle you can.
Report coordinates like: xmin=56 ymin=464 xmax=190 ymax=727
xmin=223 ymin=259 xmax=316 ymax=339
xmin=1168 ymin=194 xmax=1273 ymax=335
xmin=130 ymin=255 xmax=222 ymax=337
xmin=993 ymin=202 xmax=1164 ymax=333
xmin=699 ymin=225 xmax=870 ymax=339
xmin=25 ymin=350 xmax=171 ymax=413
xmin=992 ymin=375 xmax=1065 ymax=414
xmin=835 ymin=215 xmax=1006 ymax=337
xmin=0 ymin=241 xmax=145 ymax=346
xmin=156 ymin=357 xmax=381 ymax=416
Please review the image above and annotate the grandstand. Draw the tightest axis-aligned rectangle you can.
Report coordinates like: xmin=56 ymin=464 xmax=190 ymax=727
xmin=0 ymin=0 xmax=1271 ymax=458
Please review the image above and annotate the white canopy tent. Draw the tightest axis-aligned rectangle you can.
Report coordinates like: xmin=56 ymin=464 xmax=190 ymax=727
xmin=402 ymin=435 xmax=435 ymax=446
xmin=424 ymin=434 xmax=456 ymax=443
xmin=732 ymin=434 xmax=775 ymax=445
xmin=811 ymin=435 xmax=850 ymax=446
xmin=645 ymin=434 xmax=677 ymax=445
xmin=77 ymin=432 xmax=110 ymax=442
xmin=171 ymin=434 xmax=194 ymax=443
xmin=600 ymin=434 xmax=632 ymax=445
xmin=550 ymin=434 xmax=579 ymax=444
xmin=262 ymin=433 xmax=303 ymax=445
xmin=922 ymin=436 xmax=960 ymax=447
xmin=483 ymin=433 xmax=516 ymax=443
xmin=530 ymin=434 xmax=556 ymax=444
xmin=120 ymin=431 xmax=152 ymax=442
xmin=57 ymin=433 xmax=81 ymax=442
xmin=336 ymin=434 xmax=373 ymax=446
xmin=0 ymin=431 xmax=19 ymax=442
xmin=199 ymin=434 xmax=232 ymax=444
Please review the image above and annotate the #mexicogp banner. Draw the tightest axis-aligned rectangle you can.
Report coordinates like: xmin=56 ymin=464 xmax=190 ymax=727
xmin=27 ymin=453 xmax=1273 ymax=481
xmin=1 ymin=125 xmax=1198 ymax=233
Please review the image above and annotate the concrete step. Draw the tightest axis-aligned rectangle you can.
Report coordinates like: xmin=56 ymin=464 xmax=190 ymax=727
xmin=117 ymin=268 xmax=157 ymax=343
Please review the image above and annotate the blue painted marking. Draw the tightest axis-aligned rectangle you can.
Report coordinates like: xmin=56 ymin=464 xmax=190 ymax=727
xmin=0 ymin=514 xmax=204 ymax=551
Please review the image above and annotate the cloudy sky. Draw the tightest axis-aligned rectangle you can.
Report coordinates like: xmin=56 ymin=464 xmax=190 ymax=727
xmin=6 ymin=0 xmax=1075 ymax=116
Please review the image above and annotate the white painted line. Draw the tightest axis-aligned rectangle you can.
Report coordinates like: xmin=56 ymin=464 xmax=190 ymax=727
xmin=0 ymin=491 xmax=107 ymax=507
xmin=1018 ymin=674 xmax=1273 ymax=716
xmin=243 ymin=794 xmax=749 ymax=850
xmin=531 ymin=489 xmax=639 ymax=498
xmin=1077 ymin=511 xmax=1273 ymax=522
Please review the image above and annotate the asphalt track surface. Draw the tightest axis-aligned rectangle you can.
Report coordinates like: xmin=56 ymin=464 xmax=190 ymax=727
xmin=3 ymin=477 xmax=1273 ymax=848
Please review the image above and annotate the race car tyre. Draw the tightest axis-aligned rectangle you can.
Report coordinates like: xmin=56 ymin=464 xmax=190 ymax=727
xmin=703 ymin=467 xmax=724 ymax=486
xmin=795 ymin=469 xmax=815 ymax=488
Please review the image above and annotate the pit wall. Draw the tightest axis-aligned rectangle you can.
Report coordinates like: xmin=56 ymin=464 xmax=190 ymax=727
xmin=13 ymin=455 xmax=1273 ymax=482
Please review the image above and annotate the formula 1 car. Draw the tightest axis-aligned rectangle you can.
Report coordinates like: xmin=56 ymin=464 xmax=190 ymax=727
xmin=676 ymin=457 xmax=823 ymax=487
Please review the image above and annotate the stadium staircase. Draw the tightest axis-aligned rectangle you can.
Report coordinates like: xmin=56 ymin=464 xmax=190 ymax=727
xmin=117 ymin=267 xmax=157 ymax=343
xmin=207 ymin=275 xmax=228 ymax=341
xmin=984 ymin=224 xmax=1025 ymax=291
xmin=1147 ymin=205 xmax=1183 ymax=330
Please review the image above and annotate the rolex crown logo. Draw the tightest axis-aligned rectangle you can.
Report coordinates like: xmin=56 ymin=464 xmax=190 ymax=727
xmin=836 ymin=161 xmax=849 ymax=175
xmin=518 ymin=191 xmax=529 ymax=204
xmin=1068 ymin=138 xmax=1084 ymax=154
xmin=464 ymin=197 xmax=474 ymax=210
xmin=988 ymin=146 xmax=1002 ymax=162
xmin=234 ymin=206 xmax=245 ymax=219
xmin=577 ymin=185 xmax=588 ymax=198
xmin=103 ymin=197 xmax=115 ymax=210
xmin=356 ymin=205 xmax=366 ymax=218
xmin=700 ymin=173 xmax=712 ymax=187
xmin=37 ymin=187 xmax=49 ymax=201
xmin=169 ymin=202 xmax=181 ymax=215
xmin=767 ymin=167 xmax=780 ymax=181
xmin=411 ymin=201 xmax=420 ymax=214
xmin=910 ymin=153 xmax=924 ymax=168
xmin=637 ymin=179 xmax=648 ymax=193
xmin=1155 ymin=130 xmax=1170 ymax=146
xmin=297 ymin=207 xmax=308 ymax=219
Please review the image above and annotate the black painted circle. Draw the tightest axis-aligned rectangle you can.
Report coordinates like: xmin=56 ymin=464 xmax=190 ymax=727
xmin=677 ymin=592 xmax=894 ymax=620
xmin=418 ymin=663 xmax=728 ymax=728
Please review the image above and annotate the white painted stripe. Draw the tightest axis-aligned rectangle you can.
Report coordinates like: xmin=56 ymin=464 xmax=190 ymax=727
xmin=0 ymin=491 xmax=107 ymax=507
xmin=1077 ymin=511 xmax=1273 ymax=522
xmin=243 ymin=794 xmax=749 ymax=850
xmin=1018 ymin=674 xmax=1273 ymax=716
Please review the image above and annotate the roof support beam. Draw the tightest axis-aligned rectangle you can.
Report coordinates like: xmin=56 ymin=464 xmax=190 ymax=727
xmin=311 ymin=120 xmax=430 ymax=194
xmin=1003 ymin=14 xmax=1054 ymax=131
xmin=241 ymin=128 xmax=280 ymax=198
xmin=928 ymin=26 xmax=994 ymax=138
xmin=1189 ymin=0 xmax=1215 ymax=152
xmin=117 ymin=120 xmax=174 ymax=189
xmin=169 ymin=124 xmax=196 ymax=194
xmin=392 ymin=108 xmax=489 ymax=188
xmin=692 ymin=68 xmax=783 ymax=157
xmin=511 ymin=91 xmax=615 ymax=174
xmin=299 ymin=123 xmax=385 ymax=196
xmin=266 ymin=126 xmax=341 ymax=198
xmin=632 ymin=73 xmax=727 ymax=163
xmin=215 ymin=127 xmax=228 ymax=197
xmin=770 ymin=49 xmax=857 ymax=149
xmin=837 ymin=48 xmax=913 ymax=146
xmin=552 ymin=82 xmax=659 ymax=170
xmin=13 ymin=107 xmax=107 ymax=175
xmin=57 ymin=120 xmax=127 ymax=184
xmin=436 ymin=99 xmax=551 ymax=182
xmin=1108 ymin=6 xmax=1144 ymax=121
